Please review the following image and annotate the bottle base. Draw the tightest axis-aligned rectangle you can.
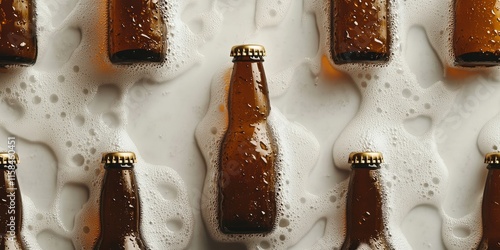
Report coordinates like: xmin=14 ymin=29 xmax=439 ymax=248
xmin=0 ymin=55 xmax=36 ymax=67
xmin=455 ymin=52 xmax=500 ymax=67
xmin=219 ymin=218 xmax=275 ymax=235
xmin=219 ymin=224 xmax=274 ymax=235
xmin=333 ymin=51 xmax=389 ymax=64
xmin=110 ymin=49 xmax=165 ymax=64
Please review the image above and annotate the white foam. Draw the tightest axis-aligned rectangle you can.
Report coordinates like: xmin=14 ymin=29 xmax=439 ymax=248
xmin=1 ymin=0 xmax=498 ymax=249
xmin=0 ymin=0 xmax=202 ymax=248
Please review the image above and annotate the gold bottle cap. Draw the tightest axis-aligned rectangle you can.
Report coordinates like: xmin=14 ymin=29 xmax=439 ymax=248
xmin=485 ymin=152 xmax=500 ymax=164
xmin=101 ymin=152 xmax=137 ymax=164
xmin=348 ymin=152 xmax=384 ymax=164
xmin=0 ymin=152 xmax=19 ymax=165
xmin=230 ymin=44 xmax=266 ymax=57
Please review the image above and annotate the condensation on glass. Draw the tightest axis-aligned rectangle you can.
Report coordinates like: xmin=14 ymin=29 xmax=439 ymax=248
xmin=0 ymin=0 xmax=37 ymax=66
xmin=0 ymin=153 xmax=26 ymax=249
xmin=341 ymin=152 xmax=394 ymax=250
xmin=331 ymin=0 xmax=389 ymax=64
xmin=453 ymin=0 xmax=500 ymax=67
xmin=93 ymin=152 xmax=147 ymax=250
xmin=108 ymin=0 xmax=166 ymax=64
xmin=218 ymin=44 xmax=278 ymax=234
xmin=478 ymin=152 xmax=500 ymax=249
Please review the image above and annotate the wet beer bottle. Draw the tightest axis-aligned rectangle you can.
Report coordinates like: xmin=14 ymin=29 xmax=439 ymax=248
xmin=108 ymin=0 xmax=166 ymax=63
xmin=331 ymin=0 xmax=389 ymax=63
xmin=0 ymin=0 xmax=37 ymax=66
xmin=0 ymin=153 xmax=26 ymax=249
xmin=478 ymin=152 xmax=500 ymax=249
xmin=341 ymin=152 xmax=394 ymax=249
xmin=453 ymin=0 xmax=500 ymax=67
xmin=94 ymin=152 xmax=147 ymax=250
xmin=218 ymin=44 xmax=278 ymax=234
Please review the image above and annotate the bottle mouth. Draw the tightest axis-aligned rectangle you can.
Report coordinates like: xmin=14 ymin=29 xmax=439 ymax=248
xmin=101 ymin=152 xmax=137 ymax=164
xmin=230 ymin=44 xmax=266 ymax=57
xmin=0 ymin=152 xmax=19 ymax=165
xmin=348 ymin=152 xmax=384 ymax=164
xmin=485 ymin=152 xmax=500 ymax=164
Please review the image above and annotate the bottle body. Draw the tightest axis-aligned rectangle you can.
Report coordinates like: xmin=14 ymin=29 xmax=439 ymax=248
xmin=108 ymin=0 xmax=166 ymax=64
xmin=218 ymin=51 xmax=277 ymax=234
xmin=331 ymin=0 xmax=389 ymax=64
xmin=0 ymin=156 xmax=25 ymax=249
xmin=0 ymin=0 xmax=37 ymax=66
xmin=94 ymin=154 xmax=146 ymax=250
xmin=453 ymin=0 xmax=500 ymax=67
xmin=478 ymin=165 xmax=500 ymax=249
xmin=341 ymin=158 xmax=393 ymax=249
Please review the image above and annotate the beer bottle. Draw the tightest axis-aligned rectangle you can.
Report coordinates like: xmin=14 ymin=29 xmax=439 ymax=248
xmin=331 ymin=0 xmax=389 ymax=64
xmin=478 ymin=152 xmax=500 ymax=249
xmin=0 ymin=153 xmax=26 ymax=249
xmin=218 ymin=44 xmax=278 ymax=234
xmin=453 ymin=0 xmax=500 ymax=67
xmin=341 ymin=152 xmax=394 ymax=249
xmin=93 ymin=152 xmax=147 ymax=250
xmin=0 ymin=0 xmax=37 ymax=66
xmin=108 ymin=0 xmax=166 ymax=64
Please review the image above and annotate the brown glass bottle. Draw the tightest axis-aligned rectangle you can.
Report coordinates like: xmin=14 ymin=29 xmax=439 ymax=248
xmin=93 ymin=152 xmax=147 ymax=250
xmin=0 ymin=153 xmax=25 ymax=249
xmin=453 ymin=0 xmax=500 ymax=67
xmin=341 ymin=152 xmax=394 ymax=250
xmin=218 ymin=44 xmax=278 ymax=234
xmin=108 ymin=0 xmax=166 ymax=64
xmin=331 ymin=0 xmax=389 ymax=64
xmin=0 ymin=0 xmax=37 ymax=66
xmin=478 ymin=152 xmax=500 ymax=249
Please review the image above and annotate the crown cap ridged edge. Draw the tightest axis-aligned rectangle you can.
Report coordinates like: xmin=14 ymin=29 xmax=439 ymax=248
xmin=0 ymin=152 xmax=19 ymax=165
xmin=101 ymin=152 xmax=137 ymax=164
xmin=348 ymin=152 xmax=384 ymax=164
xmin=230 ymin=44 xmax=266 ymax=57
xmin=485 ymin=152 xmax=500 ymax=164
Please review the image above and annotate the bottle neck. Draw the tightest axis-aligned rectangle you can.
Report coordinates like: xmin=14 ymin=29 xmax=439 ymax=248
xmin=227 ymin=56 xmax=271 ymax=125
xmin=343 ymin=164 xmax=390 ymax=248
xmin=99 ymin=165 xmax=141 ymax=238
xmin=0 ymin=166 xmax=23 ymax=235
xmin=481 ymin=166 xmax=500 ymax=243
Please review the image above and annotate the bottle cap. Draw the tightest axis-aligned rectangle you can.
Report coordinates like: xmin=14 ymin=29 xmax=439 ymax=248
xmin=0 ymin=152 xmax=19 ymax=165
xmin=230 ymin=44 xmax=266 ymax=57
xmin=485 ymin=152 xmax=500 ymax=164
xmin=348 ymin=152 xmax=384 ymax=164
xmin=101 ymin=152 xmax=137 ymax=164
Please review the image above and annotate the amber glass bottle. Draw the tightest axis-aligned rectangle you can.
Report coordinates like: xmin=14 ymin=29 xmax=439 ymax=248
xmin=453 ymin=0 xmax=500 ymax=67
xmin=0 ymin=0 xmax=37 ymax=66
xmin=0 ymin=153 xmax=26 ymax=249
xmin=218 ymin=44 xmax=278 ymax=234
xmin=341 ymin=152 xmax=394 ymax=249
xmin=331 ymin=0 xmax=389 ymax=63
xmin=108 ymin=0 xmax=166 ymax=64
xmin=478 ymin=152 xmax=500 ymax=249
xmin=93 ymin=152 xmax=147 ymax=250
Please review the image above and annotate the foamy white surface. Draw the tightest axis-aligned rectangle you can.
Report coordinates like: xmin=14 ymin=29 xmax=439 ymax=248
xmin=1 ymin=0 xmax=499 ymax=249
